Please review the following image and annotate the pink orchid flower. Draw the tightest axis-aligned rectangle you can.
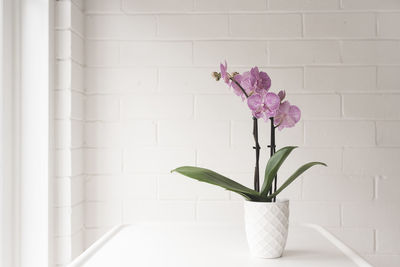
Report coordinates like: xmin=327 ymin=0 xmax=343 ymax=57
xmin=231 ymin=74 xmax=247 ymax=100
xmin=220 ymin=61 xmax=247 ymax=100
xmin=247 ymin=92 xmax=280 ymax=121
xmin=216 ymin=62 xmax=301 ymax=129
xmin=220 ymin=61 xmax=230 ymax=84
xmin=240 ymin=67 xmax=271 ymax=95
xmin=274 ymin=101 xmax=301 ymax=130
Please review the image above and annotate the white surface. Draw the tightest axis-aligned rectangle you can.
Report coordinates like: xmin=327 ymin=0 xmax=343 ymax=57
xmin=69 ymin=223 xmax=372 ymax=267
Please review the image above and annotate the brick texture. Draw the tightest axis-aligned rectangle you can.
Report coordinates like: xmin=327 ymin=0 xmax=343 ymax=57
xmin=54 ymin=1 xmax=86 ymax=265
xmin=52 ymin=1 xmax=400 ymax=266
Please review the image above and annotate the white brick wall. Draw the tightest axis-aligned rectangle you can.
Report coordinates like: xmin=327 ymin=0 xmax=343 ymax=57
xmin=52 ymin=0 xmax=400 ymax=266
xmin=303 ymin=13 xmax=376 ymax=37
xmin=54 ymin=0 xmax=85 ymax=265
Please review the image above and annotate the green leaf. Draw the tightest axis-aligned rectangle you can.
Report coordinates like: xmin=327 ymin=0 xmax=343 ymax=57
xmin=260 ymin=146 xmax=297 ymax=197
xmin=171 ymin=166 xmax=266 ymax=201
xmin=267 ymin=161 xmax=327 ymax=200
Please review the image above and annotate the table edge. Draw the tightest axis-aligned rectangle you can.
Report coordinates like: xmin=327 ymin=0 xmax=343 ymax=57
xmin=67 ymin=223 xmax=373 ymax=267
xmin=68 ymin=225 xmax=125 ymax=267
xmin=304 ymin=224 xmax=372 ymax=267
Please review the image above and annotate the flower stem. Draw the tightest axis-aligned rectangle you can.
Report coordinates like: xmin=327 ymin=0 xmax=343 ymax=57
xmin=229 ymin=76 xmax=260 ymax=192
xmin=230 ymin=77 xmax=248 ymax=98
xmin=269 ymin=117 xmax=277 ymax=202
xmin=252 ymin=117 xmax=260 ymax=192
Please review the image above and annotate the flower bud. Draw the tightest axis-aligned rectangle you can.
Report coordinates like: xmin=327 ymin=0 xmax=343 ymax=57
xmin=212 ymin=72 xmax=221 ymax=81
xmin=231 ymin=72 xmax=239 ymax=77
xmin=278 ymin=90 xmax=286 ymax=101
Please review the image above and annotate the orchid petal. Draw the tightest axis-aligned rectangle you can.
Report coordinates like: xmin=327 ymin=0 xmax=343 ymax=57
xmin=247 ymin=94 xmax=262 ymax=111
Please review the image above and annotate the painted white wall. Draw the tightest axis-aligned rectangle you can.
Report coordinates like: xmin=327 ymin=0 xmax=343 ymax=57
xmin=19 ymin=0 xmax=53 ymax=266
xmin=56 ymin=0 xmax=400 ymax=266
xmin=3 ymin=1 xmax=55 ymax=266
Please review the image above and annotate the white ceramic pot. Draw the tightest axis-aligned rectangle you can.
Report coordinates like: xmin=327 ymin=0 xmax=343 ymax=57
xmin=244 ymin=199 xmax=289 ymax=258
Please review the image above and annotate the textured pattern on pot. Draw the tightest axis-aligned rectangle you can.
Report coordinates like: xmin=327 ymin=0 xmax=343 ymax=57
xmin=244 ymin=200 xmax=289 ymax=258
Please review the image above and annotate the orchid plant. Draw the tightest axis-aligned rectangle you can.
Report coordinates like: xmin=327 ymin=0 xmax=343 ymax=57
xmin=172 ymin=62 xmax=326 ymax=202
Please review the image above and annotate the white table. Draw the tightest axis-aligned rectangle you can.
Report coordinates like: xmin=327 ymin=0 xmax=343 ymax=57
xmin=69 ymin=222 xmax=373 ymax=267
